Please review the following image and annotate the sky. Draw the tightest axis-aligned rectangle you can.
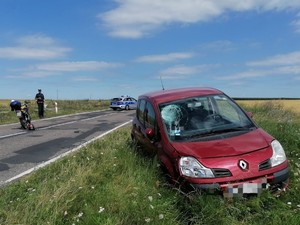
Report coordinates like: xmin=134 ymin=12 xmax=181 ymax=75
xmin=1 ymin=0 xmax=300 ymax=100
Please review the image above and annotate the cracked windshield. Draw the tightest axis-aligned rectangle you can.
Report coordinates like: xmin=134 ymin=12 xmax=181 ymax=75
xmin=159 ymin=94 xmax=255 ymax=141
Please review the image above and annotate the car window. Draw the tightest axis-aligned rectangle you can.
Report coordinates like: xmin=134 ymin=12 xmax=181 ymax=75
xmin=137 ymin=99 xmax=146 ymax=125
xmin=145 ymin=102 xmax=155 ymax=129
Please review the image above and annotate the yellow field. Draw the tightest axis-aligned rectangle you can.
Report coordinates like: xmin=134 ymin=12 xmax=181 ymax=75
xmin=0 ymin=99 xmax=10 ymax=105
xmin=237 ymin=100 xmax=300 ymax=114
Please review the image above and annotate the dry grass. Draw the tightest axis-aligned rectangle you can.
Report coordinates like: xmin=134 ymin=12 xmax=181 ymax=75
xmin=236 ymin=100 xmax=300 ymax=114
xmin=0 ymin=99 xmax=10 ymax=106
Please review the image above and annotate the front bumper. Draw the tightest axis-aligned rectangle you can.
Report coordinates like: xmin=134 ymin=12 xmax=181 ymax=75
xmin=190 ymin=166 xmax=289 ymax=196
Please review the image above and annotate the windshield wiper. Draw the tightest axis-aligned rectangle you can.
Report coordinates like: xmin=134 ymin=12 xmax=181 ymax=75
xmin=210 ymin=126 xmax=255 ymax=134
xmin=189 ymin=126 xmax=254 ymax=138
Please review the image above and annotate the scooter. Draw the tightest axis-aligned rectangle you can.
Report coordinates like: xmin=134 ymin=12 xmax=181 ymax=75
xmin=15 ymin=102 xmax=35 ymax=130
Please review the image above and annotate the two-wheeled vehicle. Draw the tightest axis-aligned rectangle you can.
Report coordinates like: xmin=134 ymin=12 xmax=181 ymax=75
xmin=15 ymin=102 xmax=35 ymax=130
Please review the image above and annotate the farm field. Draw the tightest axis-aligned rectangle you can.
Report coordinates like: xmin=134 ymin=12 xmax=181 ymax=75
xmin=236 ymin=99 xmax=300 ymax=114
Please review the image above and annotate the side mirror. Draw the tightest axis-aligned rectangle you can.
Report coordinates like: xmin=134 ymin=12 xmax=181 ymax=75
xmin=246 ymin=112 xmax=253 ymax=118
xmin=145 ymin=128 xmax=155 ymax=139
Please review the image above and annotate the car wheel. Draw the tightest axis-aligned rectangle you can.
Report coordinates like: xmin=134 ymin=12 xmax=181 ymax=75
xmin=131 ymin=135 xmax=142 ymax=152
xmin=125 ymin=105 xmax=129 ymax=110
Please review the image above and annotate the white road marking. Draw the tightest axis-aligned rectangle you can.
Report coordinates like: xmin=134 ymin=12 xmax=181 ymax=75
xmin=2 ymin=120 xmax=132 ymax=186
xmin=0 ymin=131 xmax=27 ymax=138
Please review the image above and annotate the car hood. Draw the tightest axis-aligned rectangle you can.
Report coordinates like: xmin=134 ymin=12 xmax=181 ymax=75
xmin=171 ymin=128 xmax=272 ymax=158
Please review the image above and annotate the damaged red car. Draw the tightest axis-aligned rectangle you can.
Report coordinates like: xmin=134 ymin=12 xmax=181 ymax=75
xmin=131 ymin=87 xmax=289 ymax=196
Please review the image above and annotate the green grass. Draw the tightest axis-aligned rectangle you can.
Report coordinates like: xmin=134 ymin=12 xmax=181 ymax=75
xmin=0 ymin=102 xmax=300 ymax=224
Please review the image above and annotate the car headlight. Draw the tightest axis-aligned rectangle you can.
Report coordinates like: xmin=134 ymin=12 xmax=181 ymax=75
xmin=270 ymin=140 xmax=287 ymax=167
xmin=179 ymin=156 xmax=215 ymax=178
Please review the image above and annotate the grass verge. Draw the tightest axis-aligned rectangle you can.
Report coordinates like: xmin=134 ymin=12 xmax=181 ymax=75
xmin=0 ymin=99 xmax=110 ymax=125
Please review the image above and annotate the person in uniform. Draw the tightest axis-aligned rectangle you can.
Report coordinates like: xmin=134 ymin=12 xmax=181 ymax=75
xmin=35 ymin=89 xmax=45 ymax=118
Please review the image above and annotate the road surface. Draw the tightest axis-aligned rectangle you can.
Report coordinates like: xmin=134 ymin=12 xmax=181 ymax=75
xmin=0 ymin=109 xmax=135 ymax=186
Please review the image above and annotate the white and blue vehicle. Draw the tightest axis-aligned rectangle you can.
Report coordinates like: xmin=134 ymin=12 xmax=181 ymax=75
xmin=110 ymin=95 xmax=137 ymax=110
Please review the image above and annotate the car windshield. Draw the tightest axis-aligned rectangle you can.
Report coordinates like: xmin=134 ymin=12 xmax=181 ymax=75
xmin=159 ymin=94 xmax=256 ymax=141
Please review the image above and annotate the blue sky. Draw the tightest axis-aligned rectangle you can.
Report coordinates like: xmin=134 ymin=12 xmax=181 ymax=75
xmin=1 ymin=0 xmax=300 ymax=100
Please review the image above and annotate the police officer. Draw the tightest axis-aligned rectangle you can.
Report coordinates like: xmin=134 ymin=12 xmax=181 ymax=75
xmin=35 ymin=89 xmax=45 ymax=118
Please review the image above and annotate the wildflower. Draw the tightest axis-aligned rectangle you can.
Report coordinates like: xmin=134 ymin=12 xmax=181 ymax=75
xmin=145 ymin=218 xmax=151 ymax=223
xmin=287 ymin=202 xmax=292 ymax=205
xmin=27 ymin=188 xmax=36 ymax=192
xmin=148 ymin=196 xmax=153 ymax=202
xmin=150 ymin=204 xmax=154 ymax=209
xmin=91 ymin=186 xmax=95 ymax=189
xmin=159 ymin=214 xmax=164 ymax=220
xmin=297 ymin=204 xmax=300 ymax=208
xmin=64 ymin=211 xmax=68 ymax=216
xmin=99 ymin=207 xmax=105 ymax=213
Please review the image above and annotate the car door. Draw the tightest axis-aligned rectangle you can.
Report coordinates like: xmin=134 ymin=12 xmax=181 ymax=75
xmin=130 ymin=97 xmax=138 ymax=109
xmin=134 ymin=99 xmax=160 ymax=155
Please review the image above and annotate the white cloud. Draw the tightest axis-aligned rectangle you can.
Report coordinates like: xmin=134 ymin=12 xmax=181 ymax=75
xmin=218 ymin=70 xmax=273 ymax=80
xmin=0 ymin=34 xmax=71 ymax=59
xmin=135 ymin=52 xmax=194 ymax=63
xmin=6 ymin=61 xmax=122 ymax=79
xmin=160 ymin=64 xmax=215 ymax=79
xmin=0 ymin=47 xmax=70 ymax=59
xmin=198 ymin=40 xmax=235 ymax=52
xmin=99 ymin=0 xmax=300 ymax=38
xmin=35 ymin=61 xmax=122 ymax=72
xmin=219 ymin=55 xmax=300 ymax=81
xmin=291 ymin=12 xmax=300 ymax=33
xmin=16 ymin=35 xmax=57 ymax=46
xmin=72 ymin=77 xmax=99 ymax=82
xmin=247 ymin=51 xmax=300 ymax=66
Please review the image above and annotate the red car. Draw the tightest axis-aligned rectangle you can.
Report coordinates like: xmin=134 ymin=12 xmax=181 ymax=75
xmin=131 ymin=87 xmax=289 ymax=196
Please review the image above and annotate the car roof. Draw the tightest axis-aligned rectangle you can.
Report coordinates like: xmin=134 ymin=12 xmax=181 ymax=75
xmin=138 ymin=87 xmax=223 ymax=104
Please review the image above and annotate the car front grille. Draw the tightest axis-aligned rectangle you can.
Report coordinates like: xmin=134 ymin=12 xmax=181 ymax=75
xmin=259 ymin=159 xmax=272 ymax=171
xmin=212 ymin=168 xmax=232 ymax=177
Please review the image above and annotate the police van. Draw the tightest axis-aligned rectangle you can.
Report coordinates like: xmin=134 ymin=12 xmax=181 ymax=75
xmin=110 ymin=95 xmax=137 ymax=110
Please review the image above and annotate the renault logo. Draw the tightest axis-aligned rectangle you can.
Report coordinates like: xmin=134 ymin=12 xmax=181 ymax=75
xmin=238 ymin=160 xmax=248 ymax=171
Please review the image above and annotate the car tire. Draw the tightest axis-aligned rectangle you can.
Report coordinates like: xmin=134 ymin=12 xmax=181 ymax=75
xmin=125 ymin=105 xmax=129 ymax=110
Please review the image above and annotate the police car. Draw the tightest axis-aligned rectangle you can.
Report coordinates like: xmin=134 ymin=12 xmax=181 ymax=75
xmin=110 ymin=95 xmax=137 ymax=110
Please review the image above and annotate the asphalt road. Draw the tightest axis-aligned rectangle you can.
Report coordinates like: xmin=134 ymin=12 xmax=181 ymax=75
xmin=0 ymin=109 xmax=135 ymax=186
